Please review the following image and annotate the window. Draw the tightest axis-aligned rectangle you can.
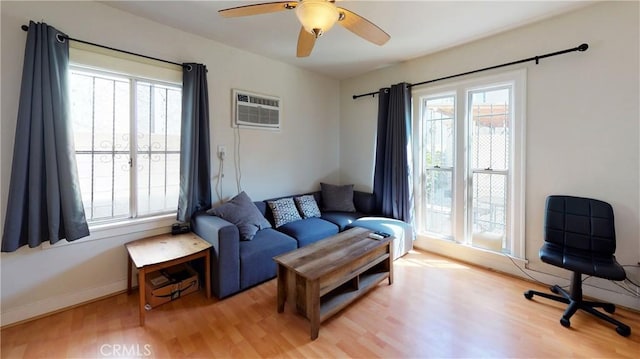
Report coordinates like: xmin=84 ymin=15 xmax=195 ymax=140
xmin=420 ymin=95 xmax=455 ymax=237
xmin=413 ymin=70 xmax=525 ymax=258
xmin=70 ymin=66 xmax=182 ymax=223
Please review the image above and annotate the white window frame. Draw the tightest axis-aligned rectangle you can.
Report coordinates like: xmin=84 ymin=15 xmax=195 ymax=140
xmin=414 ymin=91 xmax=456 ymax=240
xmin=412 ymin=69 xmax=526 ymax=259
xmin=70 ymin=65 xmax=183 ymax=223
xmin=44 ymin=45 xmax=184 ymax=247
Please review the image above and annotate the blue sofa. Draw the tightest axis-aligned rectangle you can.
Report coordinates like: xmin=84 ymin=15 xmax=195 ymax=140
xmin=191 ymin=191 xmax=384 ymax=298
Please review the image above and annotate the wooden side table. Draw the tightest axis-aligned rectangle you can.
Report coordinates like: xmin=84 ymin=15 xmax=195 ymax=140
xmin=125 ymin=232 xmax=212 ymax=325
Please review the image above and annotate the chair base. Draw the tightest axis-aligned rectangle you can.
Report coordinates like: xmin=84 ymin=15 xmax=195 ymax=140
xmin=524 ymin=272 xmax=631 ymax=337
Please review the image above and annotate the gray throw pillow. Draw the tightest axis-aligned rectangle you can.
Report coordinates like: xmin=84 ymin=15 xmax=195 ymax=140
xmin=321 ymin=183 xmax=356 ymax=212
xmin=267 ymin=198 xmax=302 ymax=228
xmin=294 ymin=195 xmax=321 ymax=218
xmin=207 ymin=191 xmax=271 ymax=241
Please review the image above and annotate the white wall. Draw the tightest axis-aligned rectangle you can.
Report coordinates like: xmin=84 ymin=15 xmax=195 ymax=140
xmin=0 ymin=1 xmax=340 ymax=325
xmin=340 ymin=2 xmax=639 ymax=308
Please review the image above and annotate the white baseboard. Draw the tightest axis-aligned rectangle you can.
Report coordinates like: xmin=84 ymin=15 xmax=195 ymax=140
xmin=415 ymin=236 xmax=640 ymax=311
xmin=1 ymin=280 xmax=127 ymax=327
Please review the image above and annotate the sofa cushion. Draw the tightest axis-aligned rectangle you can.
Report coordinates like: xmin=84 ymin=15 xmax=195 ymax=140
xmin=253 ymin=201 xmax=267 ymax=217
xmin=267 ymin=197 xmax=302 ymax=228
xmin=277 ymin=218 xmax=339 ymax=247
xmin=239 ymin=228 xmax=297 ymax=289
xmin=353 ymin=191 xmax=377 ymax=214
xmin=321 ymin=211 xmax=366 ymax=231
xmin=294 ymin=195 xmax=321 ymax=218
xmin=321 ymin=183 xmax=356 ymax=212
xmin=207 ymin=191 xmax=271 ymax=241
xmin=348 ymin=217 xmax=414 ymax=260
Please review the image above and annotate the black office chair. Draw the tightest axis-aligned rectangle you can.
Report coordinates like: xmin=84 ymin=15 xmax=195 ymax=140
xmin=524 ymin=195 xmax=631 ymax=337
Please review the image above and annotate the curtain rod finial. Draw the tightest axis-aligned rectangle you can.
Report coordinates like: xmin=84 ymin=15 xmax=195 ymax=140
xmin=21 ymin=25 xmax=29 ymax=31
xmin=578 ymin=43 xmax=589 ymax=52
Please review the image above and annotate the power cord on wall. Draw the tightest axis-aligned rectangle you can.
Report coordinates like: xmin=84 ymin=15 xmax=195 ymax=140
xmin=501 ymin=251 xmax=640 ymax=297
xmin=215 ymin=126 xmax=243 ymax=202
xmin=234 ymin=125 xmax=243 ymax=193
xmin=502 ymin=252 xmax=574 ymax=290
xmin=622 ymin=265 xmax=640 ymax=287
xmin=215 ymin=151 xmax=225 ymax=203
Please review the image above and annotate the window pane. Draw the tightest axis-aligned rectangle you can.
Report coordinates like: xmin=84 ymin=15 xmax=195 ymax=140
xmin=89 ymin=150 xmax=130 ymax=220
xmin=136 ymin=153 xmax=151 ymax=215
xmin=135 ymin=153 xmax=165 ymax=215
xmin=114 ymin=81 xmax=130 ymax=152
xmin=137 ymin=83 xmax=151 ymax=152
xmin=469 ymin=86 xmax=510 ymax=252
xmin=421 ymin=96 xmax=455 ymax=237
xmin=472 ymin=172 xmax=506 ymax=251
xmin=167 ymin=89 xmax=182 ymax=151
xmin=136 ymin=153 xmax=179 ymax=215
xmin=423 ymin=96 xmax=454 ymax=168
xmin=75 ymin=153 xmax=93 ymax=218
xmin=70 ymin=70 xmax=130 ymax=223
xmin=71 ymin=67 xmax=181 ymax=223
xmin=166 ymin=153 xmax=181 ymax=208
xmin=113 ymin=154 xmax=131 ymax=217
xmin=71 ymin=73 xmax=94 ymax=152
xmin=424 ymin=169 xmax=453 ymax=236
xmin=470 ymin=88 xmax=510 ymax=171
xmin=136 ymin=81 xmax=181 ymax=216
xmin=152 ymin=85 xmax=167 ymax=151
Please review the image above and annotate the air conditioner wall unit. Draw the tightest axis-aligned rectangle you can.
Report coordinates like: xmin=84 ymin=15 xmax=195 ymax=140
xmin=232 ymin=89 xmax=281 ymax=130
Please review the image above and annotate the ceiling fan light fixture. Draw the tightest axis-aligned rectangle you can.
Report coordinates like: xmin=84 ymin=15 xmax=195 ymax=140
xmin=295 ymin=0 xmax=339 ymax=38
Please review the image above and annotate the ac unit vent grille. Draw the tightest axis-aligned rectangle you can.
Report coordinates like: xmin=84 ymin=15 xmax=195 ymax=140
xmin=233 ymin=90 xmax=281 ymax=130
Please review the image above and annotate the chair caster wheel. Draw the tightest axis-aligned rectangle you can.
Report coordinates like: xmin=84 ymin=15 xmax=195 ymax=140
xmin=524 ymin=291 xmax=533 ymax=300
xmin=603 ymin=304 xmax=616 ymax=314
xmin=560 ymin=317 xmax=571 ymax=328
xmin=616 ymin=326 xmax=631 ymax=337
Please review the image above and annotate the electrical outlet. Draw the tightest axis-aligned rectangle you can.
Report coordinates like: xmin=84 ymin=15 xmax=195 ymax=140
xmin=217 ymin=145 xmax=226 ymax=160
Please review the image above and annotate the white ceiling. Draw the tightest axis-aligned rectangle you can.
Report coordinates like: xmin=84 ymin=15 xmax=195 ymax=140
xmin=101 ymin=1 xmax=593 ymax=80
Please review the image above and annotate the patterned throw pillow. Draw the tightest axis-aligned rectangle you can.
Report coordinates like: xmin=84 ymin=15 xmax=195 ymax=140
xmin=268 ymin=198 xmax=302 ymax=228
xmin=294 ymin=195 xmax=321 ymax=218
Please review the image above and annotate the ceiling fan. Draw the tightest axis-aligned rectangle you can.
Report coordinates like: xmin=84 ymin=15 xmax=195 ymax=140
xmin=218 ymin=0 xmax=390 ymax=57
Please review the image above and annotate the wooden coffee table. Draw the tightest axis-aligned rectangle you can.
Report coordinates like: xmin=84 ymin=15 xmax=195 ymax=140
xmin=273 ymin=227 xmax=393 ymax=340
xmin=125 ymin=232 xmax=212 ymax=325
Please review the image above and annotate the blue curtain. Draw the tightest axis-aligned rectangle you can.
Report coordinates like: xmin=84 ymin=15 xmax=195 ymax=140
xmin=177 ymin=63 xmax=211 ymax=222
xmin=372 ymin=83 xmax=412 ymax=222
xmin=2 ymin=21 xmax=89 ymax=252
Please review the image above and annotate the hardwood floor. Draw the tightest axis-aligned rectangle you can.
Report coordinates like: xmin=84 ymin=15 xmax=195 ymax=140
xmin=2 ymin=249 xmax=640 ymax=358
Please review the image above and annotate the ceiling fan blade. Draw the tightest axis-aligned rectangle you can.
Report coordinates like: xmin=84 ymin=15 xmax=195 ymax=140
xmin=297 ymin=27 xmax=316 ymax=57
xmin=218 ymin=1 xmax=297 ymax=18
xmin=336 ymin=7 xmax=390 ymax=46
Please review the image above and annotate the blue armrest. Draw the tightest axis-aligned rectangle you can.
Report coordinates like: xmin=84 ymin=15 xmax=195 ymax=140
xmin=191 ymin=212 xmax=240 ymax=298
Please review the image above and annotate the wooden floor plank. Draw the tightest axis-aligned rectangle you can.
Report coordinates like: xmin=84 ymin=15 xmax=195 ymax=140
xmin=2 ymin=250 xmax=639 ymax=358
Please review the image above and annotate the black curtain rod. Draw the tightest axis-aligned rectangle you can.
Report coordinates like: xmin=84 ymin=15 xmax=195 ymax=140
xmin=21 ymin=24 xmax=185 ymax=68
xmin=352 ymin=43 xmax=589 ymax=100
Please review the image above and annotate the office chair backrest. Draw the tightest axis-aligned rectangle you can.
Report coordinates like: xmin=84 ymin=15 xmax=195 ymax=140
xmin=545 ymin=195 xmax=616 ymax=255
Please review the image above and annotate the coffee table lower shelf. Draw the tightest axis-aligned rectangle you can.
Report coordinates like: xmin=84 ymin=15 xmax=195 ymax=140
xmin=320 ymin=269 xmax=390 ymax=322
xmin=274 ymin=227 xmax=393 ymax=340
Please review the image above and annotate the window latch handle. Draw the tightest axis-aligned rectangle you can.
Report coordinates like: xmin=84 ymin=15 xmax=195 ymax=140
xmin=485 ymin=167 xmax=492 ymax=171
